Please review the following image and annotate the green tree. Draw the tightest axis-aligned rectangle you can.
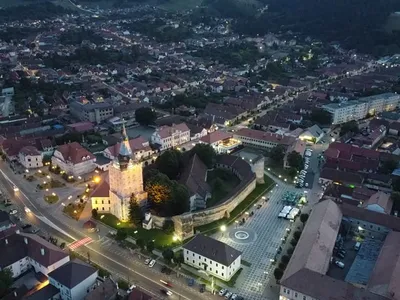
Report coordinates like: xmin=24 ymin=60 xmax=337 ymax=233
xmin=393 ymin=178 xmax=400 ymax=192
xmin=146 ymin=240 xmax=155 ymax=253
xmin=300 ymin=213 xmax=309 ymax=225
xmin=116 ymin=228 xmax=127 ymax=241
xmin=288 ymin=167 xmax=298 ymax=179
xmin=287 ymin=151 xmax=304 ymax=171
xmin=162 ymin=220 xmax=175 ymax=234
xmin=340 ymin=121 xmax=359 ymax=135
xmin=273 ymin=268 xmax=284 ymax=281
xmin=145 ymin=171 xmax=172 ymax=205
xmin=156 ymin=149 xmax=182 ymax=180
xmin=281 ymin=255 xmax=290 ymax=264
xmin=293 ymin=230 xmax=302 ymax=240
xmin=162 ymin=248 xmax=175 ymax=262
xmin=135 ymin=107 xmax=157 ymax=126
xmin=381 ymin=159 xmax=398 ymax=174
xmin=191 ymin=144 xmax=217 ymax=168
xmin=269 ymin=145 xmax=286 ymax=166
xmin=310 ymin=109 xmax=332 ymax=125
xmin=136 ymin=238 xmax=145 ymax=249
xmin=91 ymin=208 xmax=98 ymax=219
xmin=129 ymin=194 xmax=142 ymax=226
xmin=170 ymin=183 xmax=190 ymax=215
xmin=0 ymin=268 xmax=12 ymax=296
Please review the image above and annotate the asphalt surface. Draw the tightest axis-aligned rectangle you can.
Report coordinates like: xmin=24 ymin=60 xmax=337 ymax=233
xmin=0 ymin=162 xmax=218 ymax=300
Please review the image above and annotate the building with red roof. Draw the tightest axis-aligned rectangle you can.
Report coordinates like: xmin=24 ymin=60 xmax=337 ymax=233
xmin=52 ymin=142 xmax=96 ymax=176
xmin=150 ymin=123 xmax=190 ymax=150
xmin=199 ymin=130 xmax=241 ymax=153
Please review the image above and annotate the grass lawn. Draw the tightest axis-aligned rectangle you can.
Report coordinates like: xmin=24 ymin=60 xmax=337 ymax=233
xmin=195 ymin=174 xmax=274 ymax=234
xmin=44 ymin=195 xmax=59 ymax=204
xmin=207 ymin=169 xmax=240 ymax=207
xmin=63 ymin=202 xmax=86 ymax=220
xmin=96 ymin=213 xmax=179 ymax=250
xmin=267 ymin=165 xmax=295 ymax=181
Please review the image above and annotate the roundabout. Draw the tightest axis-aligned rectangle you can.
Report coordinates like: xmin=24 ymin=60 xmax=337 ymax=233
xmin=228 ymin=227 xmax=257 ymax=244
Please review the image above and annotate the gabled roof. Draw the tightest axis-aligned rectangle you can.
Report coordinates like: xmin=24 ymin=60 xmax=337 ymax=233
xmin=183 ymin=234 xmax=241 ymax=266
xmin=156 ymin=123 xmax=190 ymax=139
xmin=106 ymin=136 xmax=150 ymax=158
xmin=200 ymin=130 xmax=232 ymax=144
xmin=48 ymin=259 xmax=97 ymax=289
xmin=90 ymin=180 xmax=110 ymax=198
xmin=362 ymin=192 xmax=392 ymax=214
xmin=179 ymin=154 xmax=211 ymax=198
xmin=56 ymin=142 xmax=95 ymax=164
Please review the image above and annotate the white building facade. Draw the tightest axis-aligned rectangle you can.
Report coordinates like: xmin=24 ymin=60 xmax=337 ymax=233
xmin=18 ymin=146 xmax=43 ymax=169
xmin=183 ymin=235 xmax=242 ymax=281
xmin=151 ymin=123 xmax=190 ymax=150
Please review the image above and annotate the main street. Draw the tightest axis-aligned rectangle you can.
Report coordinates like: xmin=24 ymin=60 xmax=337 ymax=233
xmin=0 ymin=162 xmax=218 ymax=300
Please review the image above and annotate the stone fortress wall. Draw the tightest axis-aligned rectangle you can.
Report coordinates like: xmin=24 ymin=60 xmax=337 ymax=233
xmin=152 ymin=154 xmax=265 ymax=239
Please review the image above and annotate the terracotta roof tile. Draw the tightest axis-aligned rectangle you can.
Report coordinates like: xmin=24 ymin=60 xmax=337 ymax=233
xmin=56 ymin=142 xmax=95 ymax=164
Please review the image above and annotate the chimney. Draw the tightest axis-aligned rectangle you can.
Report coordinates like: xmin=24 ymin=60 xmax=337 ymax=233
xmin=24 ymin=237 xmax=28 ymax=244
xmin=41 ymin=248 xmax=45 ymax=256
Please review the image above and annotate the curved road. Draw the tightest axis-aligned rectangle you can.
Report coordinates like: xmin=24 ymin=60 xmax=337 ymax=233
xmin=0 ymin=163 xmax=214 ymax=300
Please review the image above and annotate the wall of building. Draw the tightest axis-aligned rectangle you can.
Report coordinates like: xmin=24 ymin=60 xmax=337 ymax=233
xmin=7 ymin=256 xmax=30 ymax=278
xmin=183 ymin=249 xmax=241 ymax=281
xmin=92 ymin=197 xmax=111 ymax=213
xmin=71 ymin=271 xmax=98 ymax=300
xmin=31 ymin=255 xmax=70 ymax=276
xmin=280 ymin=285 xmax=316 ymax=300
xmin=19 ymin=153 xmax=43 ymax=169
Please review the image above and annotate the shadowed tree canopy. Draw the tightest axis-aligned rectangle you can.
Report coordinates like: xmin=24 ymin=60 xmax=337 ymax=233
xmin=190 ymin=144 xmax=217 ymax=168
xmin=135 ymin=107 xmax=157 ymax=126
xmin=156 ymin=149 xmax=182 ymax=180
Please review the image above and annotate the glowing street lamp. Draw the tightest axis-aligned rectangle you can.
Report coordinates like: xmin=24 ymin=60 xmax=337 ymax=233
xmin=220 ymin=225 xmax=227 ymax=232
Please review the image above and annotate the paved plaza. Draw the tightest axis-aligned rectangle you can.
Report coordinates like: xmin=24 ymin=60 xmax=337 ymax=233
xmin=212 ymin=181 xmax=302 ymax=300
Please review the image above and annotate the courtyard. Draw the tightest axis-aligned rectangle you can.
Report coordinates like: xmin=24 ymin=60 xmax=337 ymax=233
xmin=212 ymin=180 xmax=304 ymax=300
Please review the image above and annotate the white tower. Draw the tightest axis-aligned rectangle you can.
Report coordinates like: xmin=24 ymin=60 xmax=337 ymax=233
xmin=109 ymin=124 xmax=147 ymax=221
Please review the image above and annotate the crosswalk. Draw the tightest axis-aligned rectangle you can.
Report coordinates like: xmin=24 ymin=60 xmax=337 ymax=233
xmin=68 ymin=236 xmax=93 ymax=250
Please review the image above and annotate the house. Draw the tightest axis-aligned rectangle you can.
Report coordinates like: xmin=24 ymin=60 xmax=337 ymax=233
xmin=0 ymin=137 xmax=54 ymax=161
xmin=151 ymin=123 xmax=190 ymax=150
xmin=18 ymin=146 xmax=43 ymax=169
xmin=128 ymin=289 xmax=153 ymax=300
xmin=299 ymin=125 xmax=324 ymax=143
xmin=179 ymin=154 xmax=211 ymax=211
xmin=186 ymin=124 xmax=207 ymax=141
xmin=388 ymin=122 xmax=400 ymax=136
xmin=233 ymin=128 xmax=296 ymax=151
xmin=48 ymin=259 xmax=98 ymax=300
xmin=183 ymin=234 xmax=242 ymax=281
xmin=199 ymin=131 xmax=241 ymax=154
xmin=103 ymin=136 xmax=152 ymax=161
xmin=52 ymin=142 xmax=96 ymax=176
xmin=361 ymin=191 xmax=393 ymax=214
xmin=67 ymin=122 xmax=94 ymax=134
xmin=0 ymin=232 xmax=70 ymax=278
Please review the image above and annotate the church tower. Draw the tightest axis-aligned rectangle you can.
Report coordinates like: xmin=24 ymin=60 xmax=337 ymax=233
xmin=109 ymin=124 xmax=147 ymax=221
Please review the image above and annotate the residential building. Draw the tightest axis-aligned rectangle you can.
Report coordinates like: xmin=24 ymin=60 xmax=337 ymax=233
xmin=151 ymin=123 xmax=190 ymax=150
xmin=322 ymin=100 xmax=369 ymax=125
xmin=84 ymin=278 xmax=118 ymax=300
xmin=18 ymin=146 xmax=43 ymax=169
xmin=183 ymin=234 xmax=242 ymax=281
xmin=186 ymin=124 xmax=208 ymax=141
xmin=0 ymin=211 xmax=14 ymax=232
xmin=103 ymin=136 xmax=152 ymax=161
xmin=279 ymin=199 xmax=395 ymax=300
xmin=91 ymin=125 xmax=147 ymax=221
xmin=284 ymin=140 xmax=306 ymax=168
xmin=179 ymin=154 xmax=211 ymax=211
xmin=323 ymin=93 xmax=400 ymax=125
xmin=52 ymin=142 xmax=96 ymax=176
xmin=233 ymin=128 xmax=296 ymax=151
xmin=70 ymin=101 xmax=114 ymax=124
xmin=0 ymin=232 xmax=70 ymax=278
xmin=299 ymin=125 xmax=324 ymax=143
xmin=48 ymin=259 xmax=98 ymax=300
xmin=199 ymin=131 xmax=241 ymax=154
xmin=361 ymin=191 xmax=393 ymax=214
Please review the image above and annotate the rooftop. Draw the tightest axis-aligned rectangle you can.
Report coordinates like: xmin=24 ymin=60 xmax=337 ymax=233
xmin=183 ymin=234 xmax=241 ymax=266
xmin=48 ymin=259 xmax=97 ymax=289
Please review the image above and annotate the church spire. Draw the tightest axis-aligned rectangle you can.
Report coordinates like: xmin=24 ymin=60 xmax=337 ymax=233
xmin=116 ymin=121 xmax=133 ymax=170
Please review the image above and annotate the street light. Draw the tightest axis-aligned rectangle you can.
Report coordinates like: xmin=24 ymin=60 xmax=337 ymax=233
xmin=220 ymin=225 xmax=226 ymax=232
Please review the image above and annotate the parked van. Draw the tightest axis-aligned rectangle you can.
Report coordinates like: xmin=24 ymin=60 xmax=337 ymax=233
xmin=335 ymin=261 xmax=345 ymax=269
xmin=354 ymin=242 xmax=361 ymax=251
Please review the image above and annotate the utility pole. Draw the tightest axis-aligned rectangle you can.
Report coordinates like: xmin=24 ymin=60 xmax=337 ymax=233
xmin=87 ymin=251 xmax=91 ymax=264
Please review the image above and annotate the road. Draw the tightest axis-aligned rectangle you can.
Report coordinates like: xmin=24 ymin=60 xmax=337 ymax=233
xmin=0 ymin=163 xmax=217 ymax=300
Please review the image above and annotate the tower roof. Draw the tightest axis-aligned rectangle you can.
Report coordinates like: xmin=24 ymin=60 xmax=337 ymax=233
xmin=119 ymin=122 xmax=132 ymax=157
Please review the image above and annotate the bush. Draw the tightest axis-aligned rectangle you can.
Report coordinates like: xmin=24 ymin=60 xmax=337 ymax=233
xmin=274 ymin=268 xmax=284 ymax=281
xmin=287 ymin=247 xmax=294 ymax=255
xmin=278 ymin=262 xmax=287 ymax=270
xmin=281 ymin=255 xmax=290 ymax=264
xmin=293 ymin=230 xmax=302 ymax=240
xmin=162 ymin=220 xmax=175 ymax=234
xmin=117 ymin=279 xmax=129 ymax=290
xmin=290 ymin=239 xmax=298 ymax=247
xmin=91 ymin=209 xmax=98 ymax=219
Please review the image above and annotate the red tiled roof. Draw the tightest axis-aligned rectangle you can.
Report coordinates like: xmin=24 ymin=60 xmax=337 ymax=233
xmin=56 ymin=142 xmax=95 ymax=164
xmin=106 ymin=136 xmax=150 ymax=157
xmin=19 ymin=146 xmax=41 ymax=156
xmin=234 ymin=128 xmax=295 ymax=146
xmin=200 ymin=130 xmax=232 ymax=144
xmin=157 ymin=123 xmax=190 ymax=139
xmin=67 ymin=121 xmax=94 ymax=133
xmin=90 ymin=180 xmax=109 ymax=198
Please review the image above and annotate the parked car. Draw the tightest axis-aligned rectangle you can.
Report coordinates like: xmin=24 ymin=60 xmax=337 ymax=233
xmin=338 ymin=252 xmax=345 ymax=259
xmin=144 ymin=258 xmax=151 ymax=265
xmin=225 ymin=292 xmax=233 ymax=299
xmin=148 ymin=259 xmax=156 ymax=268
xmin=160 ymin=289 xmax=172 ymax=296
xmin=22 ymin=224 xmax=32 ymax=229
xmin=231 ymin=294 xmax=239 ymax=300
xmin=9 ymin=209 xmax=17 ymax=215
xmin=305 ymin=183 xmax=309 ymax=187
xmin=199 ymin=284 xmax=205 ymax=293
xmin=218 ymin=289 xmax=227 ymax=296
xmin=335 ymin=260 xmax=345 ymax=268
